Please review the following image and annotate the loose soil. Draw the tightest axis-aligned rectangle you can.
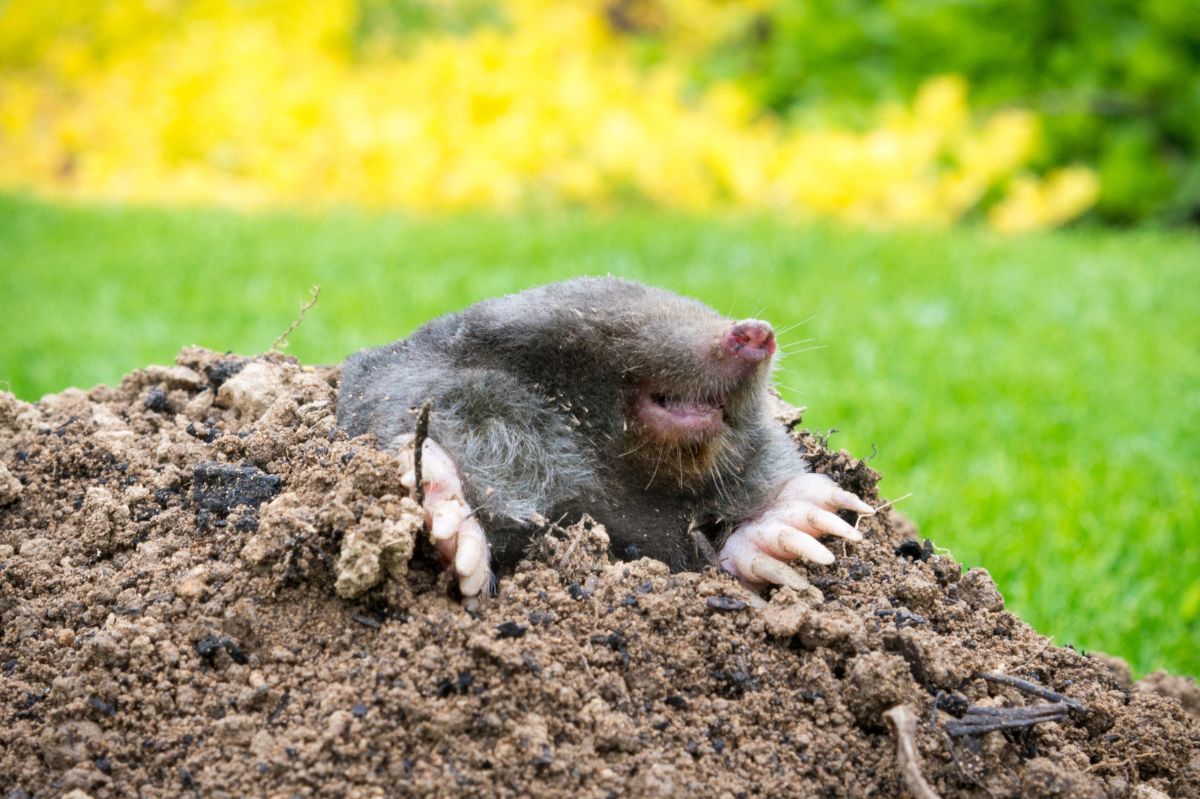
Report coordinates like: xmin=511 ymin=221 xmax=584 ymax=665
xmin=1 ymin=349 xmax=1197 ymax=799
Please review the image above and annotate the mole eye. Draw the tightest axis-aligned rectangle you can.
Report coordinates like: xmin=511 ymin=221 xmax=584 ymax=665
xmin=651 ymin=393 xmax=668 ymax=407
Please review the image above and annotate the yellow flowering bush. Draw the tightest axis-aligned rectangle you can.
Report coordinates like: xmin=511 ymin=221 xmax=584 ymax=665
xmin=0 ymin=0 xmax=1097 ymax=230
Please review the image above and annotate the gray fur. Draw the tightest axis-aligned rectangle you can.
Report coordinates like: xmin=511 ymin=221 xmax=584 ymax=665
xmin=337 ymin=277 xmax=807 ymax=570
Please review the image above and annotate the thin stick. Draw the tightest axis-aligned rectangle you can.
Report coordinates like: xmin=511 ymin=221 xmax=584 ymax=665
xmin=271 ymin=285 xmax=321 ymax=351
xmin=854 ymin=489 xmax=916 ymax=532
xmin=978 ymin=672 xmax=1087 ymax=713
xmin=856 ymin=492 xmax=914 ymax=531
xmin=529 ymin=512 xmax=583 ymax=569
xmin=883 ymin=704 xmax=943 ymax=799
xmin=873 ymin=492 xmax=913 ymax=513
xmin=946 ymin=703 xmax=1070 ymax=737
xmin=554 ymin=523 xmax=584 ymax=569
xmin=689 ymin=522 xmax=721 ymax=569
xmin=1018 ymin=637 xmax=1053 ymax=669
xmin=413 ymin=400 xmax=432 ymax=508
xmin=953 ymin=704 xmax=1068 ymax=718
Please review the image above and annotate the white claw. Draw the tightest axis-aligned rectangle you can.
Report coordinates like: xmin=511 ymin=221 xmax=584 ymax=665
xmin=455 ymin=527 xmax=482 ymax=576
xmin=783 ymin=506 xmax=862 ymax=542
xmin=778 ymin=526 xmax=836 ymax=564
xmin=455 ymin=518 xmax=491 ymax=597
xmin=781 ymin=472 xmax=874 ymax=516
xmin=719 ymin=471 xmax=869 ymax=591
xmin=430 ymin=501 xmax=464 ymax=541
xmin=396 ymin=435 xmax=494 ymax=599
xmin=834 ymin=488 xmax=875 ymax=516
xmin=721 ymin=538 xmax=757 ymax=578
xmin=748 ymin=554 xmax=811 ymax=591
xmin=458 ymin=563 xmax=490 ymax=598
xmin=719 ymin=526 xmax=810 ymax=590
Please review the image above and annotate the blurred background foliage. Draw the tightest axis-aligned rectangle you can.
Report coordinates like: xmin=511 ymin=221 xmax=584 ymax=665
xmin=15 ymin=0 xmax=1198 ymax=228
xmin=691 ymin=0 xmax=1200 ymax=224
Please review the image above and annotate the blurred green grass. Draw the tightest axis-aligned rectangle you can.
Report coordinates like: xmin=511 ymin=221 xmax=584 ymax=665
xmin=1 ymin=193 xmax=1197 ymax=675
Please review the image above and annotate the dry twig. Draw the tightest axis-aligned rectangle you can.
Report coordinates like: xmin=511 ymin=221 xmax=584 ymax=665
xmin=946 ymin=703 xmax=1071 ymax=737
xmin=412 ymin=400 xmax=432 ymax=508
xmin=884 ymin=704 xmax=943 ymax=799
xmin=271 ymin=285 xmax=321 ymax=351
xmin=688 ymin=520 xmax=721 ymax=568
xmin=978 ymin=671 xmax=1087 ymax=712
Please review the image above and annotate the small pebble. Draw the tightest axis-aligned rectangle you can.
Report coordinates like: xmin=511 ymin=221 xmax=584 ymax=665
xmin=706 ymin=596 xmax=747 ymax=612
xmin=496 ymin=621 xmax=527 ymax=639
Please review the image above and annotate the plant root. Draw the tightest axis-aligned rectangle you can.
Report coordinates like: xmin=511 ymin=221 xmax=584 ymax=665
xmin=884 ymin=704 xmax=944 ymax=799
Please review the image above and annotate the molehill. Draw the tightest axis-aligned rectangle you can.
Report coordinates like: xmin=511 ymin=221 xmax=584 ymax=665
xmin=1 ymin=349 xmax=1197 ymax=799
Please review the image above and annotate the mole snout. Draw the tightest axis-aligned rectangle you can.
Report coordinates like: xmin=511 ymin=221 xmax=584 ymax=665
xmin=721 ymin=319 xmax=776 ymax=364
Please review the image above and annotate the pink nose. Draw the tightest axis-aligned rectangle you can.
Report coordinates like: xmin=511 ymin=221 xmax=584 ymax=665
xmin=721 ymin=319 xmax=776 ymax=363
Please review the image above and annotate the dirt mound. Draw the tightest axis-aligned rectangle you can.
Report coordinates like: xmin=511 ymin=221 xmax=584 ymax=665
xmin=1 ymin=349 xmax=1197 ymax=799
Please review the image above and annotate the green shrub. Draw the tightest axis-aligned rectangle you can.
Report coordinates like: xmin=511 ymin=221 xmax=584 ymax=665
xmin=684 ymin=0 xmax=1200 ymax=223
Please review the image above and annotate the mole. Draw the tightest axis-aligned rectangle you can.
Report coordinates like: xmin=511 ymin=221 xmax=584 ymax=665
xmin=337 ymin=277 xmax=873 ymax=597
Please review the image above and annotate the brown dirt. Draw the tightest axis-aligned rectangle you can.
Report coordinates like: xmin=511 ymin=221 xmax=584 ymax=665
xmin=1 ymin=349 xmax=1197 ymax=799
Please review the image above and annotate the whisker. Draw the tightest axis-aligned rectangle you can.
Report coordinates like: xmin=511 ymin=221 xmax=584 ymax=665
xmin=725 ymin=287 xmax=743 ymax=318
xmin=779 ymin=344 xmax=829 ymax=356
xmin=773 ymin=316 xmax=815 ymax=336
xmin=617 ymin=437 xmax=652 ymax=459
xmin=707 ymin=453 xmax=725 ymax=496
xmin=645 ymin=446 xmax=666 ymax=490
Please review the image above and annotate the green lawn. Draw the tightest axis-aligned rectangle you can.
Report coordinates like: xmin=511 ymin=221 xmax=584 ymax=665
xmin=1 ymin=193 xmax=1197 ymax=676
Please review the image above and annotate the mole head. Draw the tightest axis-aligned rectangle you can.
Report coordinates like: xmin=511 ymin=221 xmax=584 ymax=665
xmin=494 ymin=277 xmax=781 ymax=484
xmin=525 ymin=280 xmax=778 ymax=491
xmin=630 ymin=314 xmax=776 ymax=446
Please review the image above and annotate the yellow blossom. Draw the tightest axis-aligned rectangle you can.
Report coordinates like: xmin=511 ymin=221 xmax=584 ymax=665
xmin=0 ymin=0 xmax=1097 ymax=229
xmin=989 ymin=167 xmax=1102 ymax=234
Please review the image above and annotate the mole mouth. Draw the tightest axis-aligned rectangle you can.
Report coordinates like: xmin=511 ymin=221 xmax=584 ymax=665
xmin=636 ymin=391 xmax=725 ymax=439
xmin=650 ymin=393 xmax=722 ymax=411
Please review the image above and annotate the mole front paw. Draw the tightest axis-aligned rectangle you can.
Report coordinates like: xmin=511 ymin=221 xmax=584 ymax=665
xmin=396 ymin=435 xmax=492 ymax=597
xmin=719 ymin=473 xmax=873 ymax=591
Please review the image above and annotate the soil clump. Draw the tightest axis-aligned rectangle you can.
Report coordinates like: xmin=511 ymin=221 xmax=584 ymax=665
xmin=1 ymin=349 xmax=1197 ymax=798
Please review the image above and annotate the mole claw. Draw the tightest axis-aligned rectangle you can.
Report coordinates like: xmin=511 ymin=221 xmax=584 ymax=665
xmin=835 ymin=489 xmax=875 ymax=516
xmin=720 ymin=471 xmax=869 ymax=590
xmin=430 ymin=503 xmax=463 ymax=541
xmin=400 ymin=435 xmax=494 ymax=600
xmin=779 ymin=527 xmax=836 ymax=564
xmin=455 ymin=531 xmax=482 ymax=576
xmin=798 ymin=507 xmax=862 ymax=542
xmin=455 ymin=518 xmax=491 ymax=597
xmin=459 ymin=567 xmax=489 ymax=598
xmin=749 ymin=555 xmax=810 ymax=591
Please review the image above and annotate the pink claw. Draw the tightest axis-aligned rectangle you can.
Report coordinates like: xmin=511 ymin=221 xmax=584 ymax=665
xmin=720 ymin=472 xmax=871 ymax=592
xmin=396 ymin=434 xmax=493 ymax=597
